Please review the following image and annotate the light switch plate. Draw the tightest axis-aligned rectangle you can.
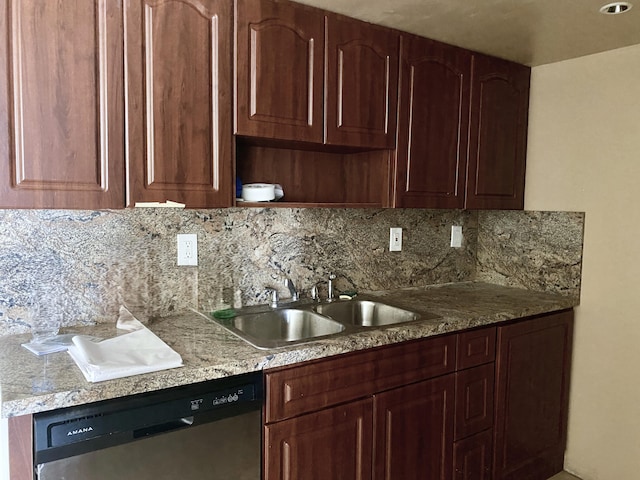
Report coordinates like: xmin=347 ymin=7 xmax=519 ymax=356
xmin=177 ymin=234 xmax=198 ymax=266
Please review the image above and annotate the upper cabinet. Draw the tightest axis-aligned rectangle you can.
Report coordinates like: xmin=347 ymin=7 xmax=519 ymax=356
xmin=466 ymin=54 xmax=530 ymax=210
xmin=395 ymin=35 xmax=530 ymax=210
xmin=125 ymin=0 xmax=233 ymax=208
xmin=324 ymin=14 xmax=399 ymax=149
xmin=0 ymin=0 xmax=126 ymax=209
xmin=235 ymin=0 xmax=324 ymax=143
xmin=395 ymin=35 xmax=472 ymax=209
xmin=235 ymin=0 xmax=399 ymax=149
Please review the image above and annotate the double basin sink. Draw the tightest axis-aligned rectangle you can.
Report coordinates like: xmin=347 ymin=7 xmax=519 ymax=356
xmin=204 ymin=299 xmax=438 ymax=349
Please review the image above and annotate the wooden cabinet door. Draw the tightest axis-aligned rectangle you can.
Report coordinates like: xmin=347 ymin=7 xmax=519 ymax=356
xmin=395 ymin=35 xmax=471 ymax=209
xmin=125 ymin=0 xmax=233 ymax=207
xmin=453 ymin=429 xmax=493 ymax=480
xmin=235 ymin=0 xmax=324 ymax=143
xmin=373 ymin=375 xmax=455 ymax=480
xmin=493 ymin=310 xmax=574 ymax=480
xmin=0 ymin=0 xmax=125 ymax=209
xmin=466 ymin=54 xmax=530 ymax=210
xmin=325 ymin=14 xmax=399 ymax=149
xmin=455 ymin=364 xmax=495 ymax=441
xmin=264 ymin=398 xmax=373 ymax=480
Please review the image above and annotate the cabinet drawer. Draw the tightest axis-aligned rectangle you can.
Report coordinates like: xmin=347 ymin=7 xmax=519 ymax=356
xmin=453 ymin=429 xmax=493 ymax=480
xmin=265 ymin=335 xmax=456 ymax=422
xmin=457 ymin=327 xmax=496 ymax=369
xmin=455 ymin=363 xmax=495 ymax=440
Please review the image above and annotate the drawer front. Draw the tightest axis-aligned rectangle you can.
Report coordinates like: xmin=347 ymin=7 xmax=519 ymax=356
xmin=265 ymin=335 xmax=456 ymax=423
xmin=457 ymin=327 xmax=496 ymax=369
xmin=455 ymin=363 xmax=495 ymax=440
xmin=453 ymin=429 xmax=493 ymax=480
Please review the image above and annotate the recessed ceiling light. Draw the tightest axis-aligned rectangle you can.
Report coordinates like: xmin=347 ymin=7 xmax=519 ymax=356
xmin=599 ymin=2 xmax=633 ymax=14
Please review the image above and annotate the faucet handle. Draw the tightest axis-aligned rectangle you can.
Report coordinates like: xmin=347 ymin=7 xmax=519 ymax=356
xmin=327 ymin=273 xmax=336 ymax=301
xmin=284 ymin=278 xmax=299 ymax=301
xmin=310 ymin=284 xmax=319 ymax=301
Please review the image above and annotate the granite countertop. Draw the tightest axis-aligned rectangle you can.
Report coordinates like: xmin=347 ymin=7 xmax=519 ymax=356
xmin=0 ymin=282 xmax=578 ymax=418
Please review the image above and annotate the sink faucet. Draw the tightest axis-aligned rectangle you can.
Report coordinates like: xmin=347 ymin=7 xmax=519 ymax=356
xmin=284 ymin=278 xmax=299 ymax=302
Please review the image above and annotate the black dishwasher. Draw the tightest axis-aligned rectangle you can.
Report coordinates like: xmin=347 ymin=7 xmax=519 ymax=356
xmin=33 ymin=371 xmax=263 ymax=480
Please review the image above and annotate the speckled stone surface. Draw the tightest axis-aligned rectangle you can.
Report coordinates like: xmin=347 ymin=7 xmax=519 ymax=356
xmin=477 ymin=210 xmax=585 ymax=298
xmin=0 ymin=208 xmax=478 ymax=335
xmin=0 ymin=282 xmax=578 ymax=418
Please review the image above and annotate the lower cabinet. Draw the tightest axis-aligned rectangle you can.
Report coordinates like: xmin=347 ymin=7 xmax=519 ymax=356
xmin=454 ymin=429 xmax=493 ymax=480
xmin=265 ymin=399 xmax=374 ymax=480
xmin=264 ymin=309 xmax=573 ymax=480
xmin=374 ymin=376 xmax=455 ymax=480
xmin=493 ymin=310 xmax=574 ymax=480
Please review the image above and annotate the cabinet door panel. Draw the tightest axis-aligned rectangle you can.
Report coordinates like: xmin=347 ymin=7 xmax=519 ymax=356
xmin=235 ymin=0 xmax=324 ymax=142
xmin=453 ymin=429 xmax=493 ymax=480
xmin=493 ymin=310 xmax=573 ymax=480
xmin=455 ymin=364 xmax=495 ymax=441
xmin=0 ymin=0 xmax=125 ymax=208
xmin=374 ymin=375 xmax=455 ymax=480
xmin=325 ymin=15 xmax=398 ymax=148
xmin=466 ymin=54 xmax=529 ymax=210
xmin=395 ymin=36 xmax=471 ymax=208
xmin=265 ymin=398 xmax=373 ymax=480
xmin=126 ymin=0 xmax=232 ymax=207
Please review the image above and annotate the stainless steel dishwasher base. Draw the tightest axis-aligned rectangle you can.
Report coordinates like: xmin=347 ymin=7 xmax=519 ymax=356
xmin=34 ymin=372 xmax=263 ymax=480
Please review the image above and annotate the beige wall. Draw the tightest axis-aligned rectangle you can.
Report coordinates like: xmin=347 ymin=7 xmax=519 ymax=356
xmin=525 ymin=44 xmax=640 ymax=480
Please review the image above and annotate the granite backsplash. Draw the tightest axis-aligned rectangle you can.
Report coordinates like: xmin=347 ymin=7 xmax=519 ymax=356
xmin=0 ymin=208 xmax=583 ymax=336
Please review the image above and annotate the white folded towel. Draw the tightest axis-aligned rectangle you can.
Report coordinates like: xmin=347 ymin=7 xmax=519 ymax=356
xmin=68 ymin=326 xmax=183 ymax=383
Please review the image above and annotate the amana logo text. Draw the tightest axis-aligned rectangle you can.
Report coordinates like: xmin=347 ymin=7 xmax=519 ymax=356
xmin=67 ymin=426 xmax=94 ymax=436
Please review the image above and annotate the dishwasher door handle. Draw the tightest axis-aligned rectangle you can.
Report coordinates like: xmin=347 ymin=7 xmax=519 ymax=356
xmin=134 ymin=416 xmax=195 ymax=438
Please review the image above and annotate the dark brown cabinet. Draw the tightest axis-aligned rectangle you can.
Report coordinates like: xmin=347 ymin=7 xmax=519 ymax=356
xmin=264 ymin=334 xmax=457 ymax=480
xmin=466 ymin=54 xmax=530 ymax=210
xmin=235 ymin=0 xmax=324 ymax=143
xmin=454 ymin=429 xmax=493 ymax=480
xmin=0 ymin=0 xmax=126 ymax=209
xmin=235 ymin=0 xmax=399 ymax=149
xmin=493 ymin=310 xmax=574 ymax=480
xmin=395 ymin=34 xmax=472 ymax=209
xmin=324 ymin=14 xmax=399 ymax=149
xmin=395 ymin=36 xmax=530 ymax=210
xmin=374 ymin=376 xmax=455 ymax=480
xmin=265 ymin=398 xmax=374 ymax=480
xmin=125 ymin=0 xmax=233 ymax=208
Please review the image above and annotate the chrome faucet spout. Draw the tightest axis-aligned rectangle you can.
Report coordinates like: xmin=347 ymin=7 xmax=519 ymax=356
xmin=327 ymin=273 xmax=336 ymax=301
xmin=284 ymin=278 xmax=299 ymax=301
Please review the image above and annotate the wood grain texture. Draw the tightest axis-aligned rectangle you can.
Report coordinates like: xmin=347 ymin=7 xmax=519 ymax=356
xmin=125 ymin=0 xmax=233 ymax=207
xmin=455 ymin=363 xmax=495 ymax=441
xmin=373 ymin=375 xmax=455 ymax=480
xmin=457 ymin=326 xmax=496 ymax=370
xmin=8 ymin=414 xmax=32 ymax=480
xmin=0 ymin=0 xmax=125 ymax=208
xmin=453 ymin=429 xmax=493 ymax=480
xmin=395 ymin=34 xmax=471 ymax=209
xmin=466 ymin=54 xmax=530 ymax=210
xmin=236 ymin=143 xmax=391 ymax=205
xmin=325 ymin=13 xmax=399 ymax=149
xmin=235 ymin=0 xmax=324 ymax=142
xmin=493 ymin=310 xmax=574 ymax=480
xmin=264 ymin=398 xmax=373 ymax=480
xmin=265 ymin=334 xmax=456 ymax=423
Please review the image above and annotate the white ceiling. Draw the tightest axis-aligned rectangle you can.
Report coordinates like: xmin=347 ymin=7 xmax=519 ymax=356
xmin=295 ymin=0 xmax=640 ymax=66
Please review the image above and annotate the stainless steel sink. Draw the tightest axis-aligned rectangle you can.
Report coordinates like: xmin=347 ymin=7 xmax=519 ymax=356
xmin=213 ymin=308 xmax=346 ymax=349
xmin=315 ymin=300 xmax=420 ymax=327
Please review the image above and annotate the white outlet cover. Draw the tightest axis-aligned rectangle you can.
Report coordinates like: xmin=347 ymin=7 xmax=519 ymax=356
xmin=177 ymin=234 xmax=198 ymax=266
xmin=389 ymin=227 xmax=403 ymax=251
xmin=450 ymin=226 xmax=463 ymax=248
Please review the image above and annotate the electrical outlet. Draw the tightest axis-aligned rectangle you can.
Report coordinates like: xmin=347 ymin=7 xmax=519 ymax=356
xmin=450 ymin=226 xmax=463 ymax=248
xmin=177 ymin=234 xmax=198 ymax=266
xmin=389 ymin=227 xmax=402 ymax=251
